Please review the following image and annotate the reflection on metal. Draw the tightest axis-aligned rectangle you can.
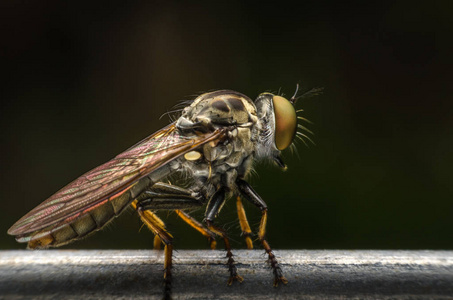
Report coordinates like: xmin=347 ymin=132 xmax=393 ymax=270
xmin=1 ymin=250 xmax=452 ymax=299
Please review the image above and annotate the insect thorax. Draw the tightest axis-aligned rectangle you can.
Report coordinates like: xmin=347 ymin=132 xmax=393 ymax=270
xmin=173 ymin=90 xmax=260 ymax=198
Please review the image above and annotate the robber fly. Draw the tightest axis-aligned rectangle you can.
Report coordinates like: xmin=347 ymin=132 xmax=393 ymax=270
xmin=8 ymin=85 xmax=320 ymax=299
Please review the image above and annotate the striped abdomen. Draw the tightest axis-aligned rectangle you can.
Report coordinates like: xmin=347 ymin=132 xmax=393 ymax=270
xmin=24 ymin=176 xmax=152 ymax=249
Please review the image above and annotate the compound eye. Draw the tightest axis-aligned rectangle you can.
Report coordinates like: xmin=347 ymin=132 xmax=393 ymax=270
xmin=272 ymin=95 xmax=297 ymax=150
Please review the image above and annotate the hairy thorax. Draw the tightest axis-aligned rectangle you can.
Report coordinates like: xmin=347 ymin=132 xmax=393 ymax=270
xmin=173 ymin=90 xmax=260 ymax=198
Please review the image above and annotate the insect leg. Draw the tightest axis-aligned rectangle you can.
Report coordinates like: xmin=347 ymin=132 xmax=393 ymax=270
xmin=205 ymin=188 xmax=243 ymax=285
xmin=133 ymin=202 xmax=173 ymax=300
xmin=134 ymin=182 xmax=204 ymax=210
xmin=132 ymin=182 xmax=206 ymax=250
xmin=153 ymin=234 xmax=162 ymax=250
xmin=236 ymin=178 xmax=288 ymax=286
xmin=174 ymin=210 xmax=217 ymax=249
xmin=236 ymin=196 xmax=254 ymax=249
xmin=130 ymin=200 xmax=164 ymax=249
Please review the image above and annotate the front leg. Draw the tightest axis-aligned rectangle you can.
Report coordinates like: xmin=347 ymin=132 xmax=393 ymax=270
xmin=236 ymin=178 xmax=288 ymax=286
xmin=205 ymin=187 xmax=243 ymax=285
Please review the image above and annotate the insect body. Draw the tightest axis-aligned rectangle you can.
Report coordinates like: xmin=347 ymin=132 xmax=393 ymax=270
xmin=8 ymin=86 xmax=317 ymax=299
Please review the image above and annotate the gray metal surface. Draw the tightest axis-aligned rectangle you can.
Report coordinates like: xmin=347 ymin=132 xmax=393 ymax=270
xmin=1 ymin=250 xmax=452 ymax=299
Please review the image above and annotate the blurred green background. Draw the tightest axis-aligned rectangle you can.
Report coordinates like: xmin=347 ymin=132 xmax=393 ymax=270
xmin=1 ymin=2 xmax=452 ymax=250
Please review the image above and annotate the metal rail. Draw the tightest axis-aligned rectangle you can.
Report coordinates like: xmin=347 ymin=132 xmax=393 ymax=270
xmin=1 ymin=250 xmax=452 ymax=299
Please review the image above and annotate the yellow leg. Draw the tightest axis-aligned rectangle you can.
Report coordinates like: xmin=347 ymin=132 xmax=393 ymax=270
xmin=236 ymin=196 xmax=254 ymax=249
xmin=132 ymin=200 xmax=166 ymax=250
xmin=176 ymin=207 xmax=243 ymax=285
xmin=153 ymin=235 xmax=162 ymax=250
xmin=175 ymin=210 xmax=217 ymax=250
xmin=132 ymin=200 xmax=173 ymax=299
xmin=236 ymin=178 xmax=288 ymax=286
xmin=258 ymin=209 xmax=288 ymax=286
xmin=206 ymin=220 xmax=244 ymax=285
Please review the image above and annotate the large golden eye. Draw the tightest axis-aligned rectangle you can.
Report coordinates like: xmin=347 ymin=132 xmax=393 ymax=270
xmin=272 ymin=95 xmax=297 ymax=150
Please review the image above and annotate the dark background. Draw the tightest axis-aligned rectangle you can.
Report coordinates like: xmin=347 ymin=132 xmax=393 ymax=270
xmin=1 ymin=1 xmax=452 ymax=250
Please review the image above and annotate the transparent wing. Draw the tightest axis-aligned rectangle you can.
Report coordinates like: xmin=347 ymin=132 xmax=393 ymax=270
xmin=8 ymin=123 xmax=225 ymax=236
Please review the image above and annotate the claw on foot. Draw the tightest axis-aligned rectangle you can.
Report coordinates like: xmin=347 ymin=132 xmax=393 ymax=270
xmin=227 ymin=274 xmax=244 ymax=285
xmin=273 ymin=276 xmax=288 ymax=287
